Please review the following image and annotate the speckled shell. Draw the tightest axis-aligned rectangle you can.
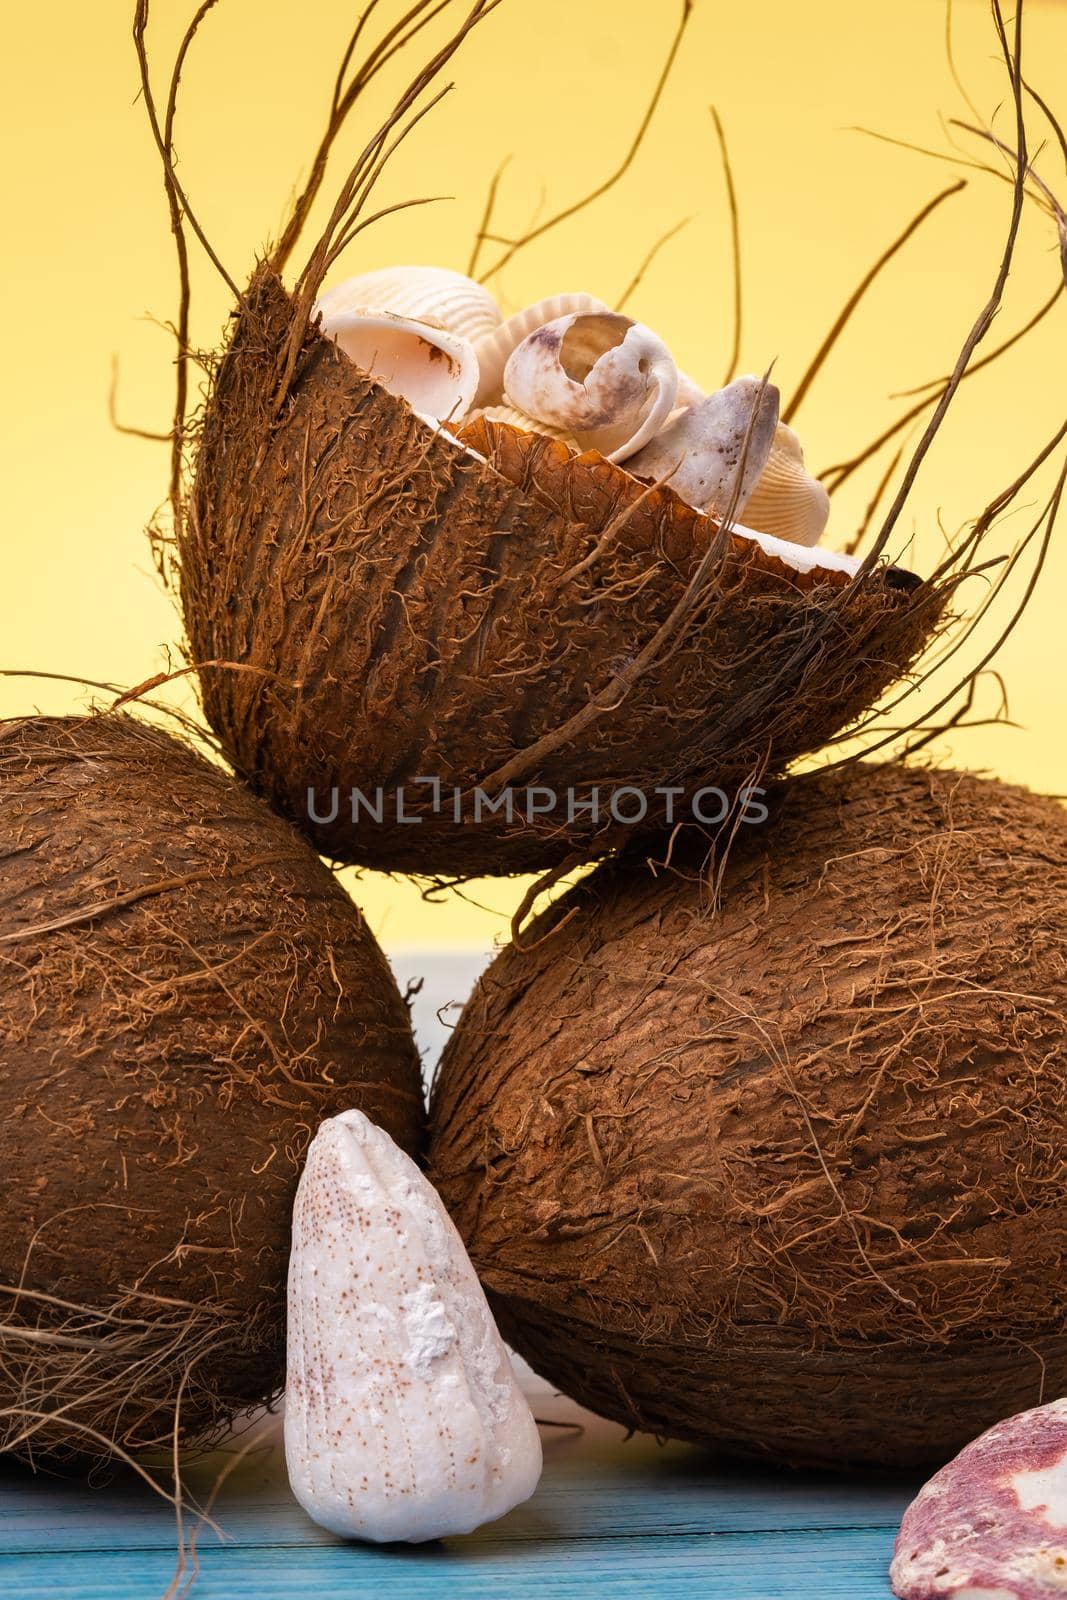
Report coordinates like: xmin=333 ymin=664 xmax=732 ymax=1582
xmin=742 ymin=422 xmax=831 ymax=549
xmin=472 ymin=293 xmax=610 ymax=406
xmin=627 ymin=375 xmax=780 ymax=519
xmin=316 ymin=265 xmax=502 ymax=342
xmin=502 ymin=312 xmax=679 ymax=464
xmin=285 ymin=1110 xmax=542 ymax=1544
xmin=316 ymin=306 xmax=479 ymax=423
xmin=891 ymin=1399 xmax=1067 ymax=1600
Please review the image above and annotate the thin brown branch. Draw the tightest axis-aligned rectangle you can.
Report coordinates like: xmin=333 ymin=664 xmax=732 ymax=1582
xmin=614 ymin=216 xmax=692 ymax=313
xmin=859 ymin=1 xmax=1030 ymax=570
xmin=783 ymin=179 xmax=966 ymax=425
xmin=476 ymin=1 xmax=693 ymax=284
xmin=467 ymin=155 xmax=512 ymax=277
xmin=273 ymin=0 xmax=480 ymax=274
xmin=277 ymin=6 xmax=502 ymax=403
xmin=132 ymin=0 xmax=240 ymax=558
xmin=710 ymin=106 xmax=742 ymax=384
xmin=890 ymin=280 xmax=1063 ymax=398
xmin=108 ymin=356 xmax=172 ymax=443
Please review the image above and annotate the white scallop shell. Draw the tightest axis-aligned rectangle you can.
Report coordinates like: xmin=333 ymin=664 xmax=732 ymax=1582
xmin=316 ymin=265 xmax=502 ymax=343
xmin=502 ymin=312 xmax=678 ymax=464
xmin=741 ymin=422 xmax=830 ymax=548
xmin=627 ymin=375 xmax=779 ymax=518
xmin=471 ymin=404 xmax=581 ymax=449
xmin=317 ymin=306 xmax=479 ymax=423
xmin=472 ymin=293 xmax=610 ymax=407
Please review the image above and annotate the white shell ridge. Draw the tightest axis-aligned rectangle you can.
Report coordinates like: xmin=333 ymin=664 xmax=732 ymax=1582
xmin=316 ymin=265 xmax=502 ymax=342
xmin=627 ymin=374 xmax=780 ymax=518
xmin=317 ymin=306 xmax=478 ymax=424
xmin=285 ymin=1110 xmax=542 ymax=1544
xmin=503 ymin=312 xmax=678 ymax=463
xmin=742 ymin=422 xmax=831 ymax=548
xmin=472 ymin=292 xmax=610 ymax=406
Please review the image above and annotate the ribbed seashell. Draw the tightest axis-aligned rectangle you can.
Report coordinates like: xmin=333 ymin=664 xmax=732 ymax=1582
xmin=316 ymin=265 xmax=502 ymax=343
xmin=317 ymin=306 xmax=479 ymax=424
xmin=502 ymin=312 xmax=678 ymax=464
xmin=627 ymin=375 xmax=779 ymax=519
xmin=472 ymin=293 xmax=610 ymax=407
xmin=740 ymin=422 xmax=830 ymax=548
xmin=473 ymin=404 xmax=582 ymax=449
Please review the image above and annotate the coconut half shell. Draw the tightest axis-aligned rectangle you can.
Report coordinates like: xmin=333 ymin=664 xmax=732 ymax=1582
xmin=0 ymin=713 xmax=423 ymax=1466
xmin=182 ymin=267 xmax=942 ymax=876
xmin=428 ymin=764 xmax=1067 ymax=1470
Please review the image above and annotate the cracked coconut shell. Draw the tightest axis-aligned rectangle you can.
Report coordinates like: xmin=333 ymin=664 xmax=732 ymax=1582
xmin=0 ymin=713 xmax=423 ymax=1467
xmin=428 ymin=763 xmax=1067 ymax=1470
xmin=180 ymin=267 xmax=939 ymax=876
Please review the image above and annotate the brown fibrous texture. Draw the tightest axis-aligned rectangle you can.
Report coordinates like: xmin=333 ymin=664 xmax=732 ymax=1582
xmin=429 ymin=763 xmax=1067 ymax=1470
xmin=0 ymin=713 xmax=423 ymax=1468
xmin=179 ymin=266 xmax=942 ymax=877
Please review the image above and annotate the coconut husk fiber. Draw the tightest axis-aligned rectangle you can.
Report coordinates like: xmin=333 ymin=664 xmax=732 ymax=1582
xmin=180 ymin=264 xmax=939 ymax=878
xmin=0 ymin=713 xmax=423 ymax=1468
xmin=428 ymin=763 xmax=1067 ymax=1471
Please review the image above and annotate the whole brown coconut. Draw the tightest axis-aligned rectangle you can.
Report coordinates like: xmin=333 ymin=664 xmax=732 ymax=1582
xmin=429 ymin=764 xmax=1067 ymax=1471
xmin=179 ymin=266 xmax=939 ymax=877
xmin=0 ymin=714 xmax=423 ymax=1468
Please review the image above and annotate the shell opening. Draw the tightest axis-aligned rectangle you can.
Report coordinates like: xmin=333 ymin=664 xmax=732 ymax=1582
xmin=322 ymin=308 xmax=478 ymax=423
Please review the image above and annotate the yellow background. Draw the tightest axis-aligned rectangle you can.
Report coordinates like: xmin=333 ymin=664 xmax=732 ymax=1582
xmin=1 ymin=0 xmax=1064 ymax=954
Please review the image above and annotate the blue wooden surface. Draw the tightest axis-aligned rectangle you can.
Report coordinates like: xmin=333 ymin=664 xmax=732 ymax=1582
xmin=0 ymin=1386 xmax=917 ymax=1599
xmin=0 ymin=951 xmax=918 ymax=1597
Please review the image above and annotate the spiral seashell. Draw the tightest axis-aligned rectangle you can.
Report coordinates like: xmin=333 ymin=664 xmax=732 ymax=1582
xmin=627 ymin=375 xmax=779 ymax=518
xmin=472 ymin=404 xmax=582 ymax=449
xmin=472 ymin=293 xmax=610 ymax=407
xmin=316 ymin=265 xmax=502 ymax=343
xmin=741 ymin=422 xmax=830 ymax=548
xmin=502 ymin=312 xmax=678 ymax=464
xmin=317 ymin=306 xmax=479 ymax=424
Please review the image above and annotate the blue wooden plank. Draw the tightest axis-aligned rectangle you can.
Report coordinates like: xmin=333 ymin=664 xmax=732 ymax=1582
xmin=0 ymin=1528 xmax=898 ymax=1600
xmin=0 ymin=1415 xmax=916 ymax=1554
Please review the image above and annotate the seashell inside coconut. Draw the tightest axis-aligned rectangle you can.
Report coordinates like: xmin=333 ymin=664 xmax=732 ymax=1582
xmin=316 ymin=304 xmax=479 ymax=423
xmin=472 ymin=292 xmax=610 ymax=407
xmin=627 ymin=374 xmax=780 ymax=518
xmin=429 ymin=763 xmax=1067 ymax=1470
xmin=183 ymin=267 xmax=935 ymax=878
xmin=742 ymin=421 xmax=831 ymax=548
xmin=315 ymin=264 xmax=503 ymax=343
xmin=503 ymin=311 xmax=679 ymax=463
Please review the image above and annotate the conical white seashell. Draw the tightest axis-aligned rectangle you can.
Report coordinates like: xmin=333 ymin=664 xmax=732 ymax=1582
xmin=285 ymin=1110 xmax=542 ymax=1545
xmin=316 ymin=265 xmax=503 ymax=342
xmin=627 ymin=375 xmax=779 ymax=519
xmin=741 ymin=422 xmax=830 ymax=548
xmin=502 ymin=312 xmax=678 ymax=464
xmin=472 ymin=293 xmax=610 ymax=406
xmin=317 ymin=306 xmax=479 ymax=423
xmin=472 ymin=403 xmax=582 ymax=449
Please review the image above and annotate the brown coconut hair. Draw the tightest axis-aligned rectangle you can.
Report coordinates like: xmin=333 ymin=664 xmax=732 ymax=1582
xmin=0 ymin=713 xmax=423 ymax=1468
xmin=428 ymin=763 xmax=1067 ymax=1470
xmin=134 ymin=0 xmax=1066 ymax=881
